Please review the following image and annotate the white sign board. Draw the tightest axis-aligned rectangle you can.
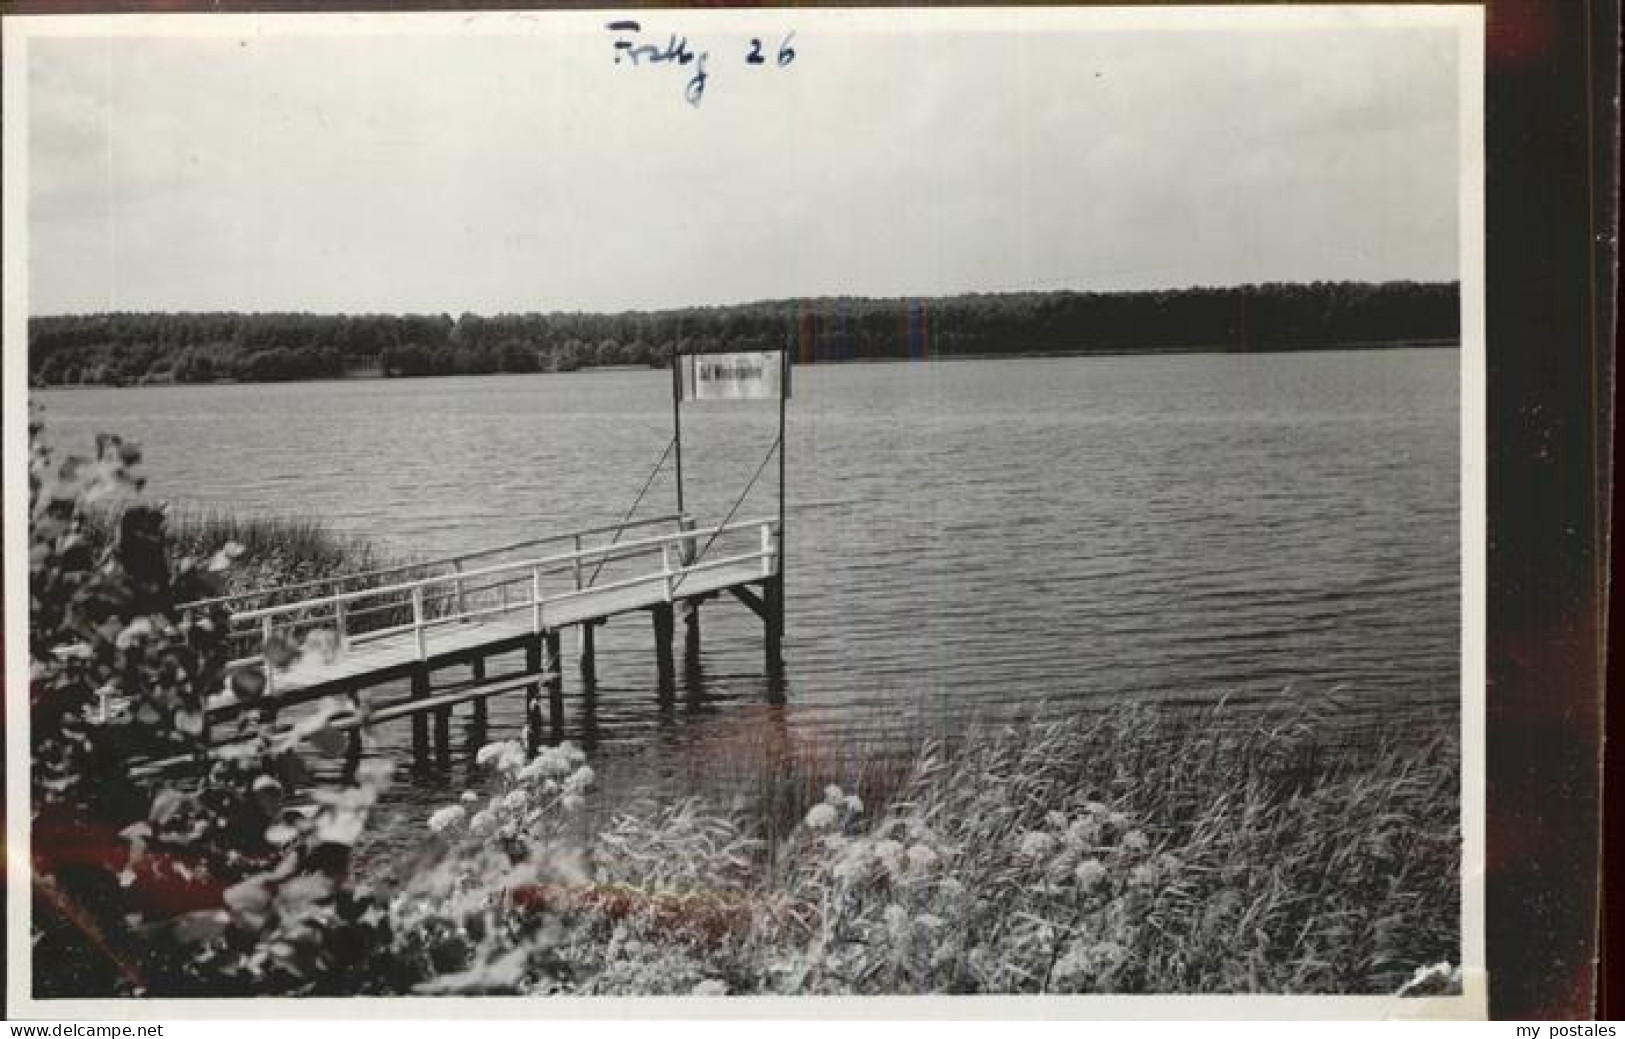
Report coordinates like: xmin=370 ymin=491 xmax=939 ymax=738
xmin=680 ymin=351 xmax=787 ymax=401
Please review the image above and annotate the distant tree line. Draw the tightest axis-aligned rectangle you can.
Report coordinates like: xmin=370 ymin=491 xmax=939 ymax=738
xmin=28 ymin=281 xmax=1458 ymax=387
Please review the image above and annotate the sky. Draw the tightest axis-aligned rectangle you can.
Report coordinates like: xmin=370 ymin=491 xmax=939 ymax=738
xmin=23 ymin=10 xmax=1464 ymax=316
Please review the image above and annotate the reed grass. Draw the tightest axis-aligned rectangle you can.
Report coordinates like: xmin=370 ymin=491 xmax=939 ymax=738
xmin=408 ymin=697 xmax=1459 ymax=996
xmin=162 ymin=507 xmax=396 ymax=593
xmin=80 ymin=504 xmax=403 ymax=600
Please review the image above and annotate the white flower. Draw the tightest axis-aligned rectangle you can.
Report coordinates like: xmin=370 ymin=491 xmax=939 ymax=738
xmin=905 ymin=843 xmax=939 ymax=871
xmin=1065 ymin=817 xmax=1103 ymax=849
xmin=517 ymin=759 xmax=548 ymax=782
xmin=560 ymin=793 xmax=586 ymax=814
xmin=523 ymin=746 xmax=576 ymax=780
xmin=831 ymin=850 xmax=870 ymax=884
xmin=1051 ymin=940 xmax=1127 ymax=986
xmin=882 ymin=904 xmax=909 ymax=934
xmin=1129 ymin=863 xmax=1157 ymax=888
xmin=824 ymin=784 xmax=845 ymax=805
xmin=468 ymin=810 xmax=496 ymax=835
xmin=1082 ymin=801 xmax=1109 ymax=816
xmin=1045 ymin=810 xmax=1069 ymax=829
xmin=500 ymin=789 xmax=529 ymax=811
xmin=691 ymin=979 xmax=728 ymax=997
xmin=460 ymin=790 xmax=478 ymax=804
xmin=1018 ymin=830 xmax=1057 ymax=859
xmin=1074 ymin=858 xmax=1107 ymax=892
xmin=915 ymin=913 xmax=944 ymax=930
xmin=475 ymin=741 xmax=526 ymax=775
xmin=264 ymin=823 xmax=298 ymax=846
xmin=873 ymin=839 xmax=904 ymax=868
xmin=563 ymin=765 xmax=596 ymax=795
xmin=844 ymin=794 xmax=865 ymax=815
xmin=805 ymin=803 xmax=839 ymax=830
xmin=1120 ymin=829 xmax=1150 ymax=854
xmin=427 ymin=805 xmax=467 ymax=833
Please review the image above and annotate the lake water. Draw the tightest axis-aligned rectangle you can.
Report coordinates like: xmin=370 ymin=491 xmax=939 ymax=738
xmin=36 ymin=350 xmax=1460 ymax=845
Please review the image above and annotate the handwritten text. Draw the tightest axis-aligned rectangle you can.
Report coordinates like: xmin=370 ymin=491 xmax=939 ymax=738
xmin=607 ymin=20 xmax=796 ymax=107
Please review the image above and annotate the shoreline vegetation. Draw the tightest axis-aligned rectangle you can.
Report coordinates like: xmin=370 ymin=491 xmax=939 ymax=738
xmin=28 ymin=281 xmax=1459 ymax=388
xmin=80 ymin=504 xmax=412 ymax=605
xmin=31 ymin=433 xmax=1460 ymax=998
xmin=404 ymin=704 xmax=1459 ymax=996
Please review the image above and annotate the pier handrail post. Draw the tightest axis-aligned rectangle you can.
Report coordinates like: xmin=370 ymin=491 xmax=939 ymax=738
xmin=662 ymin=544 xmax=675 ymax=601
xmin=671 ymin=345 xmax=686 ymax=518
xmin=572 ymin=535 xmax=584 ymax=590
xmin=452 ymin=560 xmax=467 ymax=620
xmin=411 ymin=586 xmax=427 ymax=661
xmin=334 ymin=597 xmax=348 ymax=652
xmin=532 ymin=565 xmax=544 ymax=634
xmin=760 ymin=522 xmax=776 ymax=578
xmin=262 ymin=615 xmax=277 ymax=697
xmin=679 ymin=513 xmax=698 ymax=565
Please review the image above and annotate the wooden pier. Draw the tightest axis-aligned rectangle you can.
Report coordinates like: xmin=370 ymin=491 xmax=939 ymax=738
xmin=175 ymin=511 xmax=784 ymax=769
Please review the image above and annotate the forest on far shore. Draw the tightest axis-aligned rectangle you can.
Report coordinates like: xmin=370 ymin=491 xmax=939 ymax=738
xmin=29 ymin=281 xmax=1459 ymax=387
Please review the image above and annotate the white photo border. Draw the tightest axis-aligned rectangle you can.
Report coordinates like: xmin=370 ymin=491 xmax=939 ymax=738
xmin=2 ymin=4 xmax=1487 ymax=1020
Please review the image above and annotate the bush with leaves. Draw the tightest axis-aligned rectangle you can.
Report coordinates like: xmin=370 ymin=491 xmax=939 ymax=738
xmin=29 ymin=424 xmax=398 ymax=996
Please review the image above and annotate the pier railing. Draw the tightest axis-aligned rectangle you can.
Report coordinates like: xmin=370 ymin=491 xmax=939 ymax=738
xmin=186 ymin=514 xmax=780 ymax=687
xmin=182 ymin=512 xmax=687 ymax=614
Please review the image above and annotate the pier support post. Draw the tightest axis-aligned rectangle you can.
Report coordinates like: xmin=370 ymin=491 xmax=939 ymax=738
xmin=470 ymin=656 xmax=488 ymax=732
xmin=410 ymin=667 xmax=430 ymax=766
xmin=344 ymin=724 xmax=363 ymax=782
xmin=524 ymin=637 xmax=544 ymax=755
xmin=580 ymin=665 xmax=600 ymax=751
xmin=652 ymin=603 xmax=675 ymax=697
xmin=433 ymin=698 xmax=451 ymax=769
xmin=764 ymin=576 xmax=784 ymax=678
xmin=578 ymin=622 xmax=597 ymax=681
xmin=681 ymin=599 xmax=702 ymax=665
xmin=545 ymin=630 xmax=565 ymax=743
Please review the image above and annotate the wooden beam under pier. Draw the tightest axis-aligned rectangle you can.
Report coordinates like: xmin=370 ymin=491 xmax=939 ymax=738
xmin=525 ymin=638 xmax=544 ymax=754
xmin=470 ymin=656 xmax=488 ymax=730
xmin=765 ymin=575 xmax=784 ymax=676
xmin=728 ymin=584 xmax=768 ymax=622
xmin=682 ymin=598 xmax=701 ymax=661
xmin=578 ymin=621 xmax=598 ymax=680
xmin=545 ymin=630 xmax=565 ymax=742
xmin=410 ymin=667 xmax=430 ymax=763
xmin=652 ymin=603 xmax=675 ymax=696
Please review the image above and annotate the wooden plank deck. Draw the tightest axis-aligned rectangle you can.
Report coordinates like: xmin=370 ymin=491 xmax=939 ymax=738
xmin=210 ymin=559 xmax=767 ymax=712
